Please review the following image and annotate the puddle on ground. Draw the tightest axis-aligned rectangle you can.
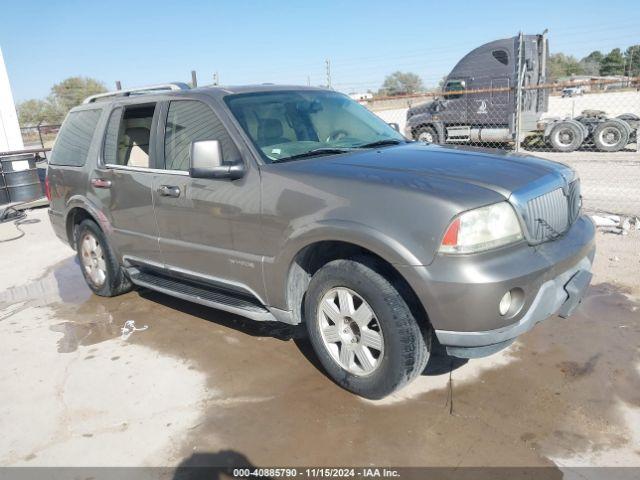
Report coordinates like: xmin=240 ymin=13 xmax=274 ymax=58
xmin=49 ymin=315 xmax=121 ymax=353
xmin=3 ymin=254 xmax=640 ymax=467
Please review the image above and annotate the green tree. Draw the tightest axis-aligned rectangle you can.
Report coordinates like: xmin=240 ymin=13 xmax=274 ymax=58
xmin=15 ymin=76 xmax=107 ymax=126
xmin=624 ymin=45 xmax=640 ymax=76
xmin=548 ymin=53 xmax=584 ymax=81
xmin=17 ymin=99 xmax=56 ymax=126
xmin=379 ymin=71 xmax=424 ymax=96
xmin=48 ymin=76 xmax=107 ymax=114
xmin=599 ymin=48 xmax=625 ymax=76
xmin=579 ymin=51 xmax=603 ymax=76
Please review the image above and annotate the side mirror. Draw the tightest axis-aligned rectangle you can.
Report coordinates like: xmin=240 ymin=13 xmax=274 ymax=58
xmin=388 ymin=122 xmax=400 ymax=132
xmin=189 ymin=140 xmax=244 ymax=180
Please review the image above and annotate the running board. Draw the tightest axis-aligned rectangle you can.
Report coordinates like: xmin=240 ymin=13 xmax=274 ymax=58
xmin=127 ymin=268 xmax=276 ymax=321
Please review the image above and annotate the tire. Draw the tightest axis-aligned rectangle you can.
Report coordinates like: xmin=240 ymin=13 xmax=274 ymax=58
xmin=548 ymin=121 xmax=584 ymax=152
xmin=593 ymin=120 xmax=629 ymax=152
xmin=304 ymin=257 xmax=431 ymax=399
xmin=414 ymin=126 xmax=439 ymax=144
xmin=75 ymin=219 xmax=132 ymax=297
xmin=616 ymin=113 xmax=639 ymax=122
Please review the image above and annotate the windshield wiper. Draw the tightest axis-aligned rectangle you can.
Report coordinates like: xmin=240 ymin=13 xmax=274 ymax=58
xmin=356 ymin=139 xmax=404 ymax=149
xmin=273 ymin=147 xmax=354 ymax=162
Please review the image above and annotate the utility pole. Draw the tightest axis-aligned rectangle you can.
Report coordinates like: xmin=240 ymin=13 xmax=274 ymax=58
xmin=325 ymin=59 xmax=332 ymax=89
xmin=307 ymin=75 xmax=311 ymax=87
xmin=191 ymin=70 xmax=198 ymax=88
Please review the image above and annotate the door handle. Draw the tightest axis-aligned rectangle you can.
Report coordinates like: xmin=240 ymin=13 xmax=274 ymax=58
xmin=91 ymin=178 xmax=112 ymax=189
xmin=158 ymin=185 xmax=181 ymax=197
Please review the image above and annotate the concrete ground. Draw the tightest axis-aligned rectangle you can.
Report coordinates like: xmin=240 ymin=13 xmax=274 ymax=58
xmin=0 ymin=208 xmax=639 ymax=474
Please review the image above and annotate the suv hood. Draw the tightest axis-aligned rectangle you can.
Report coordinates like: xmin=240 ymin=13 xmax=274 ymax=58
xmin=327 ymin=142 xmax=574 ymax=197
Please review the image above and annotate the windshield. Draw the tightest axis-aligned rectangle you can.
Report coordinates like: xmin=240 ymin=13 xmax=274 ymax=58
xmin=224 ymin=90 xmax=406 ymax=163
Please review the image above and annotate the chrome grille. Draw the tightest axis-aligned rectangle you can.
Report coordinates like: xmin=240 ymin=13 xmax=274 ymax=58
xmin=525 ymin=180 xmax=580 ymax=243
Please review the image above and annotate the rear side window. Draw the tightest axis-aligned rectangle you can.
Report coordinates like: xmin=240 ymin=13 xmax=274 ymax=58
xmin=164 ymin=100 xmax=239 ymax=171
xmin=103 ymin=104 xmax=156 ymax=168
xmin=50 ymin=109 xmax=101 ymax=166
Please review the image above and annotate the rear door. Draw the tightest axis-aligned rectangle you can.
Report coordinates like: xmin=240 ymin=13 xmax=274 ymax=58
xmin=94 ymin=103 xmax=161 ymax=265
xmin=152 ymin=98 xmax=263 ymax=294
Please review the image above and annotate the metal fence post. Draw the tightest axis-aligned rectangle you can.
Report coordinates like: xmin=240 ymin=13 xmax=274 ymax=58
xmin=514 ymin=32 xmax=524 ymax=153
xmin=37 ymin=122 xmax=44 ymax=150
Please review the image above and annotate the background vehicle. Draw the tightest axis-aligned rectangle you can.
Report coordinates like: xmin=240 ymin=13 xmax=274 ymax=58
xmin=406 ymin=32 xmax=638 ymax=152
xmin=47 ymin=83 xmax=595 ymax=399
xmin=561 ymin=86 xmax=584 ymax=97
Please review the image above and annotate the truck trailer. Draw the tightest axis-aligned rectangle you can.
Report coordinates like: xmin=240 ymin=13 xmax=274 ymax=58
xmin=405 ymin=32 xmax=638 ymax=152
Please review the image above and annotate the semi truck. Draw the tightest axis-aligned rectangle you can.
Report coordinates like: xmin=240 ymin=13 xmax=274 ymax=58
xmin=405 ymin=32 xmax=639 ymax=152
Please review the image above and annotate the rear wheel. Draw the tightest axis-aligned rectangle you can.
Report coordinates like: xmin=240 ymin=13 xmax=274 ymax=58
xmin=548 ymin=121 xmax=584 ymax=152
xmin=304 ymin=257 xmax=431 ymax=399
xmin=415 ymin=126 xmax=439 ymax=144
xmin=76 ymin=219 xmax=132 ymax=297
xmin=593 ymin=120 xmax=629 ymax=152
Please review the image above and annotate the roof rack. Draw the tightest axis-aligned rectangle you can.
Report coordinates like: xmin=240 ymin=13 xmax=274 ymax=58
xmin=83 ymin=82 xmax=191 ymax=104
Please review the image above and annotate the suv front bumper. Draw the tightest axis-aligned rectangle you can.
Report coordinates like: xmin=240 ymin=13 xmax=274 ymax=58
xmin=397 ymin=215 xmax=596 ymax=358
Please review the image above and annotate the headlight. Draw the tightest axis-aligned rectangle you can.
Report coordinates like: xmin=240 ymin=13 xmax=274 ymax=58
xmin=439 ymin=202 xmax=523 ymax=254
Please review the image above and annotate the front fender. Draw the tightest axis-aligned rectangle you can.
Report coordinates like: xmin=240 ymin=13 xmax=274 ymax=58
xmin=263 ymin=219 xmax=423 ymax=310
xmin=406 ymin=114 xmax=444 ymax=142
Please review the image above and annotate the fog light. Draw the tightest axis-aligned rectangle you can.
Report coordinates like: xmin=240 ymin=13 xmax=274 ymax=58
xmin=499 ymin=291 xmax=512 ymax=316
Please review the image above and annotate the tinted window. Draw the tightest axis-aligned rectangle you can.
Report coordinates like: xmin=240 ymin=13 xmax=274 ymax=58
xmin=50 ymin=109 xmax=101 ymax=166
xmin=103 ymin=104 xmax=156 ymax=168
xmin=444 ymin=80 xmax=465 ymax=100
xmin=492 ymin=50 xmax=509 ymax=65
xmin=164 ymin=100 xmax=238 ymax=171
xmin=103 ymin=107 xmax=122 ymax=165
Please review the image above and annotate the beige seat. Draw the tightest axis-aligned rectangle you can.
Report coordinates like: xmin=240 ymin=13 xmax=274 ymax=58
xmin=120 ymin=127 xmax=150 ymax=168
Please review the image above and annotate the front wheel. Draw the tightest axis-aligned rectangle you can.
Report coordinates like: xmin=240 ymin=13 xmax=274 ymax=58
xmin=305 ymin=257 xmax=431 ymax=399
xmin=414 ymin=126 xmax=439 ymax=144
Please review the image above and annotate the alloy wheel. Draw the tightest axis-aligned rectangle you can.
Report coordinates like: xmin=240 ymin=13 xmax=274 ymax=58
xmin=80 ymin=233 xmax=107 ymax=287
xmin=318 ymin=287 xmax=384 ymax=376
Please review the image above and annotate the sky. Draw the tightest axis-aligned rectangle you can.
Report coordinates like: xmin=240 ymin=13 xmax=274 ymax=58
xmin=2 ymin=0 xmax=639 ymax=102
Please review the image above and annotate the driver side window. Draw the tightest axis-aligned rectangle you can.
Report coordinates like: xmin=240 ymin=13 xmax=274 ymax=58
xmin=444 ymin=80 xmax=466 ymax=100
xmin=164 ymin=100 xmax=239 ymax=171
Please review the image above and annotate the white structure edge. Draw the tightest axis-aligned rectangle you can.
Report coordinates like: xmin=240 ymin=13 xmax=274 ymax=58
xmin=0 ymin=46 xmax=24 ymax=152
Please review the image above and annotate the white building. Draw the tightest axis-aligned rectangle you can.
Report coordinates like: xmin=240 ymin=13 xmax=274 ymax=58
xmin=0 ymin=46 xmax=23 ymax=152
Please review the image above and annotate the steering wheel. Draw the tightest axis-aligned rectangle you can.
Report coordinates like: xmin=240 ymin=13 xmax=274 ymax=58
xmin=326 ymin=129 xmax=350 ymax=143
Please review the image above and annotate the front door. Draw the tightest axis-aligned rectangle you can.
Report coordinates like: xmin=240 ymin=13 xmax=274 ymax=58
xmin=441 ymin=78 xmax=468 ymax=126
xmin=152 ymin=99 xmax=263 ymax=296
xmin=96 ymin=102 xmax=161 ymax=265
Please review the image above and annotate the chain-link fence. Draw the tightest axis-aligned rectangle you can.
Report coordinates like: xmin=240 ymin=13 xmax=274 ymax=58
xmin=20 ymin=124 xmax=61 ymax=153
xmin=367 ymin=77 xmax=640 ymax=217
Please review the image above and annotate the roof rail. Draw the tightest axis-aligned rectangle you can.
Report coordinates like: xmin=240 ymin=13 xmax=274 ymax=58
xmin=83 ymin=82 xmax=191 ymax=104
